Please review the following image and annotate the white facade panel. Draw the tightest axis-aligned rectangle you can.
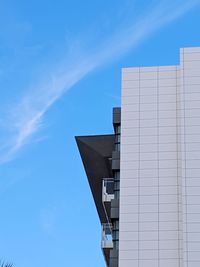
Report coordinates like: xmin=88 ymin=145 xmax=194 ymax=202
xmin=119 ymin=47 xmax=200 ymax=267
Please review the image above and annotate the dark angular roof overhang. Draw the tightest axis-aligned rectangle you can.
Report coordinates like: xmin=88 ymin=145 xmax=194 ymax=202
xmin=75 ymin=134 xmax=115 ymax=223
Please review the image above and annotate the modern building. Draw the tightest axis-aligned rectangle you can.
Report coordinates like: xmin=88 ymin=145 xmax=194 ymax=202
xmin=76 ymin=47 xmax=200 ymax=267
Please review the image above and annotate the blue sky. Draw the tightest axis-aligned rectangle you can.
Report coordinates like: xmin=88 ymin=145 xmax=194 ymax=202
xmin=0 ymin=0 xmax=200 ymax=266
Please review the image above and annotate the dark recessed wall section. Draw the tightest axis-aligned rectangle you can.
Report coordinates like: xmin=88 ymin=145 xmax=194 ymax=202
xmin=113 ymin=107 xmax=121 ymax=125
xmin=111 ymin=199 xmax=119 ymax=219
xmin=111 ymin=108 xmax=121 ymax=267
xmin=112 ymin=151 xmax=120 ymax=170
xmin=110 ymin=249 xmax=118 ymax=267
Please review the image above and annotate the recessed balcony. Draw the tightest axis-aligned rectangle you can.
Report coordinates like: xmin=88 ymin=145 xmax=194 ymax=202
xmin=102 ymin=178 xmax=114 ymax=203
xmin=101 ymin=223 xmax=113 ymax=249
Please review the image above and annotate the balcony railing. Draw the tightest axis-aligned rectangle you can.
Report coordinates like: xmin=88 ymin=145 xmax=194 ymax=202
xmin=102 ymin=178 xmax=114 ymax=203
xmin=101 ymin=223 xmax=113 ymax=249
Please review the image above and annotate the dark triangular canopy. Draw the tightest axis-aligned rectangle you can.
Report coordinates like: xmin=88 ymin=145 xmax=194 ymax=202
xmin=75 ymin=134 xmax=115 ymax=223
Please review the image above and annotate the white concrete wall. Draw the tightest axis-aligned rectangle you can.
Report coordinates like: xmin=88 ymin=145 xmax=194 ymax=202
xmin=120 ymin=64 xmax=181 ymax=267
xmin=119 ymin=47 xmax=200 ymax=267
xmin=180 ymin=47 xmax=200 ymax=267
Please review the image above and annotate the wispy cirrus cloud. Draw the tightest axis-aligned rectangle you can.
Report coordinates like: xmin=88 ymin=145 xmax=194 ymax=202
xmin=0 ymin=0 xmax=199 ymax=164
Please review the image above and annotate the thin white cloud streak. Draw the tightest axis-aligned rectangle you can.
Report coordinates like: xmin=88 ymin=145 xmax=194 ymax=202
xmin=1 ymin=0 xmax=199 ymax=164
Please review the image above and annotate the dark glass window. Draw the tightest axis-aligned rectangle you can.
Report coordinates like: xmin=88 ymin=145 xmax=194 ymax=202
xmin=113 ymin=220 xmax=119 ymax=249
